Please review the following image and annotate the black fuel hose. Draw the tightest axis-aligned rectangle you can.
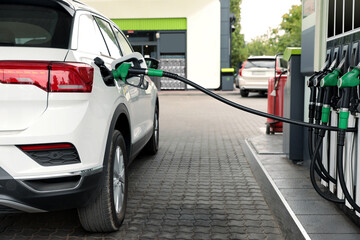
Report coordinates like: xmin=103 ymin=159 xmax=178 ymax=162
xmin=309 ymin=123 xmax=335 ymax=183
xmin=307 ymin=121 xmax=329 ymax=182
xmin=308 ymin=118 xmax=333 ymax=182
xmin=308 ymin=83 xmax=337 ymax=183
xmin=309 ymin=132 xmax=345 ymax=204
xmin=313 ymin=120 xmax=337 ymax=184
xmin=308 ymin=118 xmax=315 ymax=156
xmin=161 ymin=71 xmax=356 ymax=132
xmin=337 ymin=130 xmax=360 ymax=212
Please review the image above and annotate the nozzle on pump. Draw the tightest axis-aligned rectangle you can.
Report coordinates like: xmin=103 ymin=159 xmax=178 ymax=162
xmin=336 ymin=66 xmax=360 ymax=129
xmin=320 ymin=69 xmax=341 ymax=88
xmin=320 ymin=68 xmax=341 ymax=124
xmin=337 ymin=66 xmax=360 ymax=88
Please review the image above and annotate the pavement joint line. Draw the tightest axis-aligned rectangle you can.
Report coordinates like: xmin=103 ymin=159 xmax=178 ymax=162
xmin=249 ymin=140 xmax=284 ymax=155
xmin=243 ymin=139 xmax=311 ymax=240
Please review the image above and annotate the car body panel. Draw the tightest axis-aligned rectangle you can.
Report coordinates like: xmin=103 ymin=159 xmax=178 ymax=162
xmin=0 ymin=48 xmax=69 ymax=132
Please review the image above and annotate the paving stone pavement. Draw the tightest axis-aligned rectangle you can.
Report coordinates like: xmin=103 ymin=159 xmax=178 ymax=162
xmin=0 ymin=91 xmax=284 ymax=240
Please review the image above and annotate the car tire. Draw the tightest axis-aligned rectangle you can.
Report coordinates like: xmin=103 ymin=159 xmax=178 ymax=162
xmin=78 ymin=130 xmax=128 ymax=233
xmin=144 ymin=105 xmax=159 ymax=155
xmin=240 ymin=89 xmax=249 ymax=97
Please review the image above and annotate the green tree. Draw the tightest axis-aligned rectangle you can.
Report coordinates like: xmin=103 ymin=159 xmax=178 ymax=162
xmin=230 ymin=0 xmax=246 ymax=69
xmin=245 ymin=31 xmax=277 ymax=56
xmin=245 ymin=4 xmax=302 ymax=56
xmin=270 ymin=4 xmax=302 ymax=53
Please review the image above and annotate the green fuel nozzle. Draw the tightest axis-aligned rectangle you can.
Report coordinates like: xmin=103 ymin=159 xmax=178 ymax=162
xmin=320 ymin=69 xmax=341 ymax=87
xmin=319 ymin=69 xmax=340 ymax=124
xmin=337 ymin=66 xmax=360 ymax=88
xmin=112 ymin=62 xmax=132 ymax=82
xmin=112 ymin=62 xmax=164 ymax=82
xmin=336 ymin=66 xmax=360 ymax=129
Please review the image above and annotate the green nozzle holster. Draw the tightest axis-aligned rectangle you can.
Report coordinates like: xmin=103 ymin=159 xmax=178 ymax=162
xmin=321 ymin=106 xmax=331 ymax=123
xmin=339 ymin=111 xmax=350 ymax=129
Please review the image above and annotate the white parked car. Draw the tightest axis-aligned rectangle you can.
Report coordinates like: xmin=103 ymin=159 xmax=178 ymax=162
xmin=0 ymin=0 xmax=159 ymax=232
xmin=238 ymin=56 xmax=282 ymax=97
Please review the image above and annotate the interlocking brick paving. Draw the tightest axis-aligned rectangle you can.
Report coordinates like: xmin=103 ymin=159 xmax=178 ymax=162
xmin=0 ymin=92 xmax=284 ymax=240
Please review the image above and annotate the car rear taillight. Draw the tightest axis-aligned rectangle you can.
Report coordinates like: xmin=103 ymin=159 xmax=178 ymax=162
xmin=0 ymin=62 xmax=49 ymax=90
xmin=275 ymin=58 xmax=283 ymax=75
xmin=239 ymin=60 xmax=246 ymax=77
xmin=275 ymin=63 xmax=281 ymax=75
xmin=0 ymin=61 xmax=94 ymax=92
xmin=50 ymin=63 xmax=93 ymax=92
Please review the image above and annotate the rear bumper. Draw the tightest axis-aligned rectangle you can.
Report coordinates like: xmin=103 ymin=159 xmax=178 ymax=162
xmin=239 ymin=77 xmax=269 ymax=91
xmin=0 ymin=166 xmax=102 ymax=213
xmin=240 ymin=87 xmax=268 ymax=91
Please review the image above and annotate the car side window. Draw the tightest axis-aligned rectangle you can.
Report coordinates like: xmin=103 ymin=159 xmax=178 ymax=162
xmin=77 ymin=14 xmax=109 ymax=56
xmin=95 ymin=17 xmax=121 ymax=59
xmin=113 ymin=28 xmax=133 ymax=56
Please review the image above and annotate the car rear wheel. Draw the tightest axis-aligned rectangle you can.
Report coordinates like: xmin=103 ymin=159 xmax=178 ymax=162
xmin=240 ymin=89 xmax=249 ymax=97
xmin=78 ymin=130 xmax=128 ymax=232
xmin=144 ymin=105 xmax=159 ymax=155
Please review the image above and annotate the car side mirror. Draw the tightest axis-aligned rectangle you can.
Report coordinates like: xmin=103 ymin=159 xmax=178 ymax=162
xmin=145 ymin=57 xmax=160 ymax=69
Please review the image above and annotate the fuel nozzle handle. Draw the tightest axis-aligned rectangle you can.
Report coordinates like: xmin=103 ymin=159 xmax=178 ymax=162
xmin=307 ymin=60 xmax=333 ymax=120
xmin=112 ymin=62 xmax=164 ymax=82
xmin=337 ymin=66 xmax=360 ymax=88
xmin=314 ymin=83 xmax=325 ymax=123
xmin=337 ymin=66 xmax=360 ymax=129
xmin=307 ymin=73 xmax=319 ymax=120
xmin=319 ymin=69 xmax=341 ymax=124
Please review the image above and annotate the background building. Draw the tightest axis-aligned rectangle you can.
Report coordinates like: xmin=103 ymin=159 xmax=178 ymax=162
xmin=82 ymin=0 xmax=233 ymax=90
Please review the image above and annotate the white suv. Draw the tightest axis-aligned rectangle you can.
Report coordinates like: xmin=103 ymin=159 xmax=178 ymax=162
xmin=0 ymin=0 xmax=159 ymax=232
xmin=238 ymin=56 xmax=277 ymax=97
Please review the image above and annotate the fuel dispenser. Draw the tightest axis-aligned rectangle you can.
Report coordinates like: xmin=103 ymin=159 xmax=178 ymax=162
xmin=305 ymin=37 xmax=360 ymax=220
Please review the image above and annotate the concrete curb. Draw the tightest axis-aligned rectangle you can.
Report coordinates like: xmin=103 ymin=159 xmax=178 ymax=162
xmin=243 ymin=139 xmax=311 ymax=240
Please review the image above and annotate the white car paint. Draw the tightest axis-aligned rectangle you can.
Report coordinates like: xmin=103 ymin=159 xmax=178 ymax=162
xmin=0 ymin=4 xmax=157 ymax=180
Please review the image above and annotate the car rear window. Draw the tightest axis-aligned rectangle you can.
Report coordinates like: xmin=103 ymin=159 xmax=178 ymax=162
xmin=244 ymin=59 xmax=275 ymax=69
xmin=0 ymin=4 xmax=72 ymax=48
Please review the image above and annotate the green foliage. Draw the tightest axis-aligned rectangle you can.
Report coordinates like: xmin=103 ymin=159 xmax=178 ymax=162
xmin=244 ymin=4 xmax=302 ymax=58
xmin=271 ymin=5 xmax=302 ymax=53
xmin=245 ymin=33 xmax=277 ymax=57
xmin=230 ymin=0 xmax=246 ymax=69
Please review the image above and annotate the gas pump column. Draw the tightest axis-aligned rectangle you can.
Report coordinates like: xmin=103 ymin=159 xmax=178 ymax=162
xmin=282 ymin=47 xmax=305 ymax=161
